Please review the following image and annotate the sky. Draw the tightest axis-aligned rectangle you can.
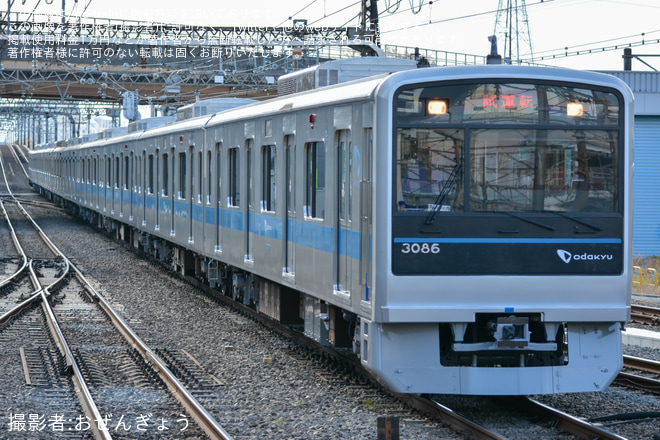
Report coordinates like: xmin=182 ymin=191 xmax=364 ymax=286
xmin=4 ymin=0 xmax=660 ymax=71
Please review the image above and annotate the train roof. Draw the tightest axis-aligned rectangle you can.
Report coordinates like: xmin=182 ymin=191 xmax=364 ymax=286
xmin=206 ymin=73 xmax=388 ymax=127
xmin=30 ymin=65 xmax=634 ymax=156
xmin=372 ymin=64 xmax=635 ymax=101
xmin=114 ymin=72 xmax=388 ymax=139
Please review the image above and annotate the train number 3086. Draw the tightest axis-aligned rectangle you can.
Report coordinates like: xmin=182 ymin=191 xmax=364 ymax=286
xmin=400 ymin=243 xmax=441 ymax=254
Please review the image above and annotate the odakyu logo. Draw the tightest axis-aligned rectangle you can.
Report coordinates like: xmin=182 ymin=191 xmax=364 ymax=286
xmin=557 ymin=249 xmax=613 ymax=264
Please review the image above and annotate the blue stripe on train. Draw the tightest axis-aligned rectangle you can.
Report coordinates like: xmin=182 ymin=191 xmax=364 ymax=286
xmin=89 ymin=189 xmax=362 ymax=258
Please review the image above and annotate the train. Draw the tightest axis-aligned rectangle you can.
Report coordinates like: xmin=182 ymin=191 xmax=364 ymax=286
xmin=28 ymin=62 xmax=634 ymax=395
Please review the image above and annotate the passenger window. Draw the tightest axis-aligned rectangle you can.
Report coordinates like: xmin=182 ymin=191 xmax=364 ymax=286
xmin=162 ymin=153 xmax=169 ymax=196
xmin=106 ymin=158 xmax=111 ymax=187
xmin=228 ymin=147 xmax=240 ymax=207
xmin=115 ymin=157 xmax=120 ymax=188
xmin=261 ymin=145 xmax=276 ymax=212
xmin=285 ymin=135 xmax=295 ymax=214
xmin=206 ymin=151 xmax=211 ymax=204
xmin=178 ymin=152 xmax=186 ymax=199
xmin=147 ymin=154 xmax=154 ymax=194
xmin=195 ymin=152 xmax=202 ymax=203
xmin=304 ymin=142 xmax=325 ymax=219
xmin=124 ymin=156 xmax=129 ymax=190
xmin=216 ymin=143 xmax=222 ymax=206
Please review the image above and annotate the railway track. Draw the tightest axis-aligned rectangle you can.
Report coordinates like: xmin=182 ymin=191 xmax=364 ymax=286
xmin=631 ymin=304 xmax=660 ymax=326
xmin=616 ymin=355 xmax=660 ymax=395
xmin=0 ymin=146 xmax=233 ymax=440
xmin=411 ymin=395 xmax=631 ymax=440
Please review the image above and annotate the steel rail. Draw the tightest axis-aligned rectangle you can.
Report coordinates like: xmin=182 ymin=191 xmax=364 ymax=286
xmin=0 ymin=258 xmax=67 ymax=326
xmin=38 ymin=285 xmax=112 ymax=440
xmin=70 ymin=263 xmax=234 ymax=440
xmin=0 ymin=199 xmax=29 ymax=290
xmin=630 ymin=304 xmax=660 ymax=325
xmin=1 ymin=147 xmax=111 ymax=438
xmin=8 ymin=143 xmax=29 ymax=180
xmin=0 ymin=167 xmax=62 ymax=325
xmin=616 ymin=371 xmax=660 ymax=394
xmin=0 ymin=149 xmax=65 ymax=258
xmin=0 ymin=290 xmax=41 ymax=325
xmin=520 ymin=397 xmax=629 ymax=440
xmin=2 ymin=145 xmax=232 ymax=439
xmin=0 ymin=152 xmax=29 ymax=287
xmin=624 ymin=354 xmax=660 ymax=375
xmin=419 ymin=398 xmax=507 ymax=440
xmin=617 ymin=355 xmax=660 ymax=394
xmin=0 ymin=214 xmax=109 ymax=437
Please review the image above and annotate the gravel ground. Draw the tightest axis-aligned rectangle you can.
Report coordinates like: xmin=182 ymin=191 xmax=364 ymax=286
xmin=8 ymin=200 xmax=660 ymax=440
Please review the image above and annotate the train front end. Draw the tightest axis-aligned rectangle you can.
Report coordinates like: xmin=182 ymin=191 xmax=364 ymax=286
xmin=362 ymin=66 xmax=633 ymax=395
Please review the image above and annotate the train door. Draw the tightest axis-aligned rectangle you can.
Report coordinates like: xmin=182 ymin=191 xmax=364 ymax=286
xmin=197 ymin=149 xmax=203 ymax=244
xmin=105 ymin=155 xmax=110 ymax=213
xmin=99 ymin=156 xmax=104 ymax=209
xmin=133 ymin=153 xmax=138 ymax=223
xmin=71 ymin=156 xmax=74 ymax=198
xmin=142 ymin=152 xmax=149 ymax=226
xmin=121 ymin=153 xmax=127 ymax=218
xmin=93 ymin=157 xmax=98 ymax=209
xmin=245 ymin=138 xmax=254 ymax=261
xmin=228 ymin=145 xmax=241 ymax=259
xmin=100 ymin=155 xmax=105 ymax=211
xmin=188 ymin=146 xmax=196 ymax=243
xmin=126 ymin=153 xmax=132 ymax=221
xmin=170 ymin=149 xmax=176 ymax=235
xmin=89 ymin=157 xmax=93 ymax=206
xmin=73 ymin=156 xmax=77 ymax=198
xmin=135 ymin=154 xmax=139 ymax=223
xmin=114 ymin=155 xmax=119 ymax=215
xmin=119 ymin=153 xmax=123 ymax=216
xmin=154 ymin=149 xmax=160 ymax=231
xmin=360 ymin=128 xmax=373 ymax=303
xmin=97 ymin=155 xmax=101 ymax=209
xmin=336 ymin=129 xmax=352 ymax=293
xmin=215 ymin=142 xmax=222 ymax=253
xmin=84 ymin=157 xmax=87 ymax=205
xmin=74 ymin=156 xmax=78 ymax=199
xmin=205 ymin=149 xmax=212 ymax=253
xmin=283 ymin=134 xmax=295 ymax=276
xmin=78 ymin=156 xmax=82 ymax=203
xmin=88 ymin=156 xmax=91 ymax=206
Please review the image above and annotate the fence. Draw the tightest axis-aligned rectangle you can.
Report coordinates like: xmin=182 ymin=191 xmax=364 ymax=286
xmin=632 ymin=266 xmax=659 ymax=292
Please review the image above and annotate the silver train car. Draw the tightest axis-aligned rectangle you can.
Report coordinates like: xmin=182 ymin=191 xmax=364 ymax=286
xmin=29 ymin=65 xmax=633 ymax=395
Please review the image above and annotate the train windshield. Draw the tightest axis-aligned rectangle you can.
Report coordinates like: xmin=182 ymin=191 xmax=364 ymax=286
xmin=394 ymin=81 xmax=622 ymax=214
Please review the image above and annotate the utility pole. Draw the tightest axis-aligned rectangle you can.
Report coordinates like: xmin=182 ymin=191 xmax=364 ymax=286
xmin=359 ymin=0 xmax=380 ymax=55
xmin=493 ymin=0 xmax=534 ymax=64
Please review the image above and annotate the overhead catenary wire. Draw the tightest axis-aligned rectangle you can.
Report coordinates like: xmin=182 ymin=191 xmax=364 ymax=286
xmin=381 ymin=0 xmax=552 ymax=36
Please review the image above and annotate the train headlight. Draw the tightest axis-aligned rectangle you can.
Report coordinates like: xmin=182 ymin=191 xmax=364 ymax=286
xmin=427 ymin=99 xmax=449 ymax=116
xmin=567 ymin=102 xmax=584 ymax=117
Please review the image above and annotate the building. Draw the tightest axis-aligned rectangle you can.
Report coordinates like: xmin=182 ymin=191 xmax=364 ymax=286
xmin=604 ymin=71 xmax=660 ymax=257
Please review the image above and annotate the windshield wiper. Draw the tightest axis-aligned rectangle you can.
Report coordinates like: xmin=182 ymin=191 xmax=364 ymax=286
xmin=425 ymin=163 xmax=462 ymax=225
xmin=504 ymin=210 xmax=603 ymax=233
xmin=502 ymin=212 xmax=556 ymax=231
xmin=549 ymin=211 xmax=603 ymax=232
